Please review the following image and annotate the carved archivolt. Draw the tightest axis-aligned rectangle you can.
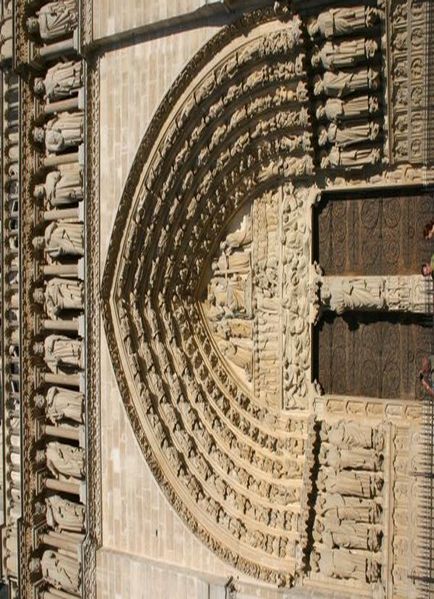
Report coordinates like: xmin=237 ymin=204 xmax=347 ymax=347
xmin=101 ymin=5 xmax=397 ymax=588
xmin=102 ymin=12 xmax=318 ymax=585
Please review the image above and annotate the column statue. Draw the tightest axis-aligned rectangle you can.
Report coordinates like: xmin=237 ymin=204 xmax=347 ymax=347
xmin=321 ymin=146 xmax=381 ymax=168
xmin=312 ymin=548 xmax=380 ymax=582
xmin=307 ymin=6 xmax=379 ymax=38
xmin=321 ymin=420 xmax=383 ymax=450
xmin=34 ymin=60 xmax=82 ymax=101
xmin=314 ymin=68 xmax=380 ymax=97
xmin=32 ymin=220 xmax=84 ymax=257
xmin=316 ymin=96 xmax=380 ymax=121
xmin=318 ymin=122 xmax=380 ymax=147
xmin=44 ymin=441 xmax=85 ymax=479
xmin=26 ymin=1 xmax=78 ymax=41
xmin=320 ymin=444 xmax=382 ymax=472
xmin=321 ymin=277 xmax=385 ymax=314
xmin=33 ymin=277 xmax=84 ymax=319
xmin=316 ymin=494 xmax=382 ymax=524
xmin=314 ymin=518 xmax=381 ymax=551
xmin=33 ymin=111 xmax=83 ymax=153
xmin=34 ymin=386 xmax=84 ymax=424
xmin=312 ymin=39 xmax=378 ymax=69
xmin=317 ymin=469 xmax=383 ymax=498
xmin=45 ymin=494 xmax=85 ymax=532
xmin=33 ymin=334 xmax=83 ymax=373
xmin=33 ymin=165 xmax=83 ymax=206
xmin=40 ymin=549 xmax=81 ymax=594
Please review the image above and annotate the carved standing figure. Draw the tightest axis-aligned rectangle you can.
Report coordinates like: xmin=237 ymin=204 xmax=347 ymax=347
xmin=46 ymin=494 xmax=85 ymax=531
xmin=45 ymin=441 xmax=85 ymax=479
xmin=40 ymin=550 xmax=81 ymax=593
xmin=320 ymin=444 xmax=382 ymax=471
xmin=307 ymin=6 xmax=379 ymax=38
xmin=312 ymin=548 xmax=379 ymax=582
xmin=318 ymin=122 xmax=380 ymax=147
xmin=33 ymin=111 xmax=83 ymax=153
xmin=321 ymin=277 xmax=385 ymax=313
xmin=35 ymin=386 xmax=84 ymax=424
xmin=32 ymin=220 xmax=84 ymax=258
xmin=321 ymin=420 xmax=383 ymax=450
xmin=318 ymin=469 xmax=383 ymax=498
xmin=321 ymin=147 xmax=381 ymax=168
xmin=34 ymin=334 xmax=83 ymax=373
xmin=34 ymin=60 xmax=82 ymax=101
xmin=314 ymin=69 xmax=380 ymax=97
xmin=222 ymin=214 xmax=253 ymax=251
xmin=34 ymin=165 xmax=83 ymax=206
xmin=26 ymin=1 xmax=78 ymax=41
xmin=316 ymin=96 xmax=379 ymax=121
xmin=316 ymin=493 xmax=382 ymax=523
xmin=33 ymin=277 xmax=84 ymax=319
xmin=312 ymin=39 xmax=378 ymax=70
xmin=315 ymin=518 xmax=381 ymax=551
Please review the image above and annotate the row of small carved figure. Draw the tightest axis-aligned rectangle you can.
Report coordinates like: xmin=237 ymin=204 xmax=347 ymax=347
xmin=23 ymin=2 xmax=85 ymax=596
xmin=115 ymin=288 xmax=313 ymax=563
xmin=2 ymin=71 xmax=23 ymax=590
xmin=306 ymin=5 xmax=384 ymax=169
xmin=311 ymin=420 xmax=384 ymax=585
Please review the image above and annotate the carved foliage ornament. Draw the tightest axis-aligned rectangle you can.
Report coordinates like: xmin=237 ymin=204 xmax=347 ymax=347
xmin=102 ymin=11 xmax=319 ymax=585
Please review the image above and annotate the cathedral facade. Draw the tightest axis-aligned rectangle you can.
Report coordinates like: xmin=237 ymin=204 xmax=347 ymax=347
xmin=0 ymin=0 xmax=433 ymax=597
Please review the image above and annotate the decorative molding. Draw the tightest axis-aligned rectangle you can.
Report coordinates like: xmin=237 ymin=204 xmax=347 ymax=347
xmin=82 ymin=55 xmax=101 ymax=599
xmin=387 ymin=0 xmax=428 ymax=164
xmin=79 ymin=0 xmax=92 ymax=53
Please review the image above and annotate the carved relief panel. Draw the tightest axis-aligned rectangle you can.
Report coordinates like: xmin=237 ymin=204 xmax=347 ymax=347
xmin=388 ymin=0 xmax=428 ymax=164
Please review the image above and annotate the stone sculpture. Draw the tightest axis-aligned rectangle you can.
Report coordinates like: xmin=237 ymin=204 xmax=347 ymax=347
xmin=34 ymin=60 xmax=82 ymax=101
xmin=312 ymin=39 xmax=378 ymax=69
xmin=314 ymin=519 xmax=381 ymax=551
xmin=33 ymin=165 xmax=83 ymax=206
xmin=316 ymin=494 xmax=382 ymax=524
xmin=33 ymin=112 xmax=83 ymax=153
xmin=320 ymin=277 xmax=385 ymax=313
xmin=318 ymin=469 xmax=383 ymax=498
xmin=320 ymin=445 xmax=382 ymax=471
xmin=34 ymin=386 xmax=84 ymax=424
xmin=33 ymin=277 xmax=84 ymax=319
xmin=307 ymin=6 xmax=379 ymax=38
xmin=314 ymin=69 xmax=380 ymax=97
xmin=33 ymin=334 xmax=83 ymax=373
xmin=312 ymin=548 xmax=380 ymax=582
xmin=321 ymin=421 xmax=383 ymax=450
xmin=26 ymin=0 xmax=78 ymax=41
xmin=316 ymin=96 xmax=380 ymax=121
xmin=40 ymin=549 xmax=80 ymax=594
xmin=318 ymin=122 xmax=380 ymax=147
xmin=384 ymin=275 xmax=430 ymax=313
xmin=321 ymin=147 xmax=381 ymax=168
xmin=32 ymin=221 xmax=84 ymax=258
xmin=45 ymin=494 xmax=85 ymax=532
xmin=44 ymin=441 xmax=85 ymax=479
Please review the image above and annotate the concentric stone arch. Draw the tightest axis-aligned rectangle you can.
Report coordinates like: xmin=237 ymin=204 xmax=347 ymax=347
xmin=102 ymin=8 xmax=318 ymax=585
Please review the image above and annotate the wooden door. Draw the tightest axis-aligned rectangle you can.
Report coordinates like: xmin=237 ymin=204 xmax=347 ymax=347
xmin=316 ymin=190 xmax=434 ymax=276
xmin=316 ymin=311 xmax=432 ymax=399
